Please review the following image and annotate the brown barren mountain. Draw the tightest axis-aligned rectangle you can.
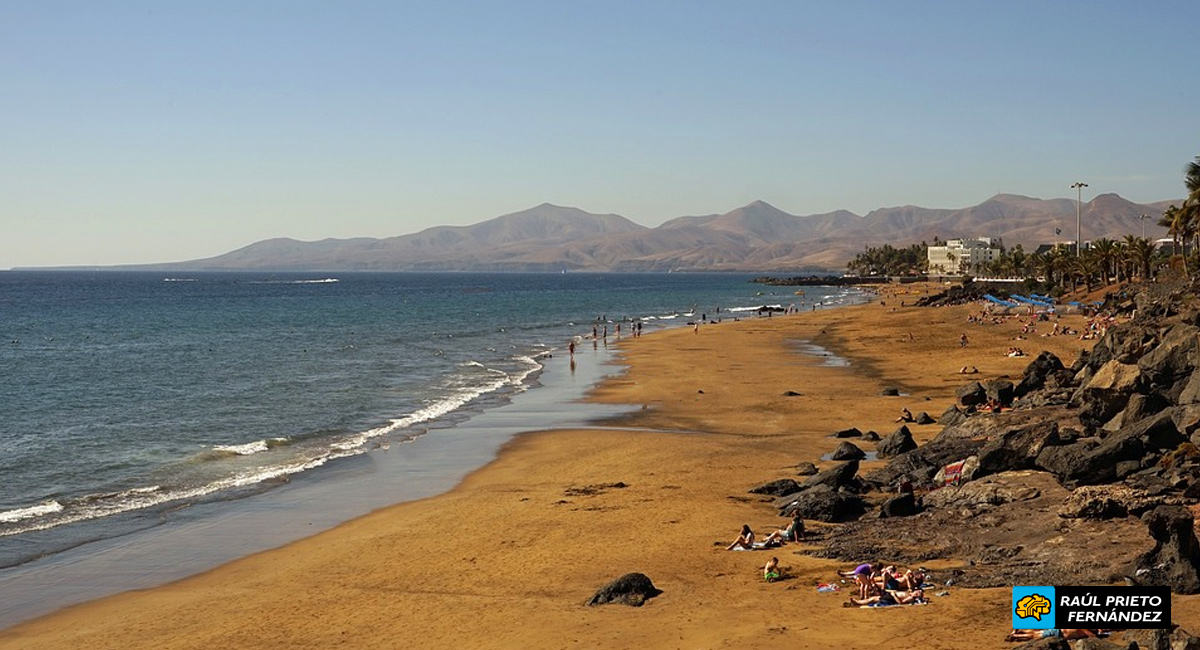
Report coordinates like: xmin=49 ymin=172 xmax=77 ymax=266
xmin=118 ymin=194 xmax=1178 ymax=273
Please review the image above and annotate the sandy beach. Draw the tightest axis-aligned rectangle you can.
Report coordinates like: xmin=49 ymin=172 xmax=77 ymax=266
xmin=3 ymin=285 xmax=1197 ymax=649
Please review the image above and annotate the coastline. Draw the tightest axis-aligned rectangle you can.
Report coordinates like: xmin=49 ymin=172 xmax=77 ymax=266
xmin=4 ymin=287 xmax=1196 ymax=649
xmin=0 ymin=340 xmax=629 ymax=629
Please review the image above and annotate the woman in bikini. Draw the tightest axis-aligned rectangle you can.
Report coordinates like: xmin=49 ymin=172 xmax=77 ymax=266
xmin=726 ymin=524 xmax=755 ymax=550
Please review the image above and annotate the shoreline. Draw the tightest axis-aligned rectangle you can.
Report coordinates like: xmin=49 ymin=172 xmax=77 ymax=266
xmin=0 ymin=286 xmax=867 ymax=630
xmin=0 ymin=341 xmax=629 ymax=629
xmin=6 ymin=285 xmax=1194 ymax=649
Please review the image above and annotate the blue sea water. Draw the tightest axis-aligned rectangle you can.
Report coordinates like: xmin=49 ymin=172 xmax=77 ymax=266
xmin=0 ymin=271 xmax=857 ymax=576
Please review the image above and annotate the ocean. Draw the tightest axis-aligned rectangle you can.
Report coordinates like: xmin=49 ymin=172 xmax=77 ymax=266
xmin=0 ymin=270 xmax=860 ymax=625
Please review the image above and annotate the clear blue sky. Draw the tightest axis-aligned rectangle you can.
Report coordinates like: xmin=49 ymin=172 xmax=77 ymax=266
xmin=3 ymin=1 xmax=1198 ymax=267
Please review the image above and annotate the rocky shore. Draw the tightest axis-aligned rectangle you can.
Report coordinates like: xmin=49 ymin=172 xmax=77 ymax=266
xmin=751 ymin=281 xmax=1200 ymax=643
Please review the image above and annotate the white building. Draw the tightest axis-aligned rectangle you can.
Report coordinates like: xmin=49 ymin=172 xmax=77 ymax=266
xmin=927 ymin=238 xmax=1000 ymax=274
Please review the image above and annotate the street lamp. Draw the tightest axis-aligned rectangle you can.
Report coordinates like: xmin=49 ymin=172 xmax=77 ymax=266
xmin=1071 ymin=181 xmax=1089 ymax=256
xmin=1139 ymin=213 xmax=1150 ymax=239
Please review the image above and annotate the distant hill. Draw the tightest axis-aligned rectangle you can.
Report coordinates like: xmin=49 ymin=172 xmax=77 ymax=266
xmin=107 ymin=194 xmax=1179 ymax=273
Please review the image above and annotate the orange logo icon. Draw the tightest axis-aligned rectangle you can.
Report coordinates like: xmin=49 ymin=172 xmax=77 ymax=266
xmin=1015 ymin=593 xmax=1052 ymax=621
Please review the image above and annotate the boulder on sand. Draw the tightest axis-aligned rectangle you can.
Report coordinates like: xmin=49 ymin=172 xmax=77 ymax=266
xmin=779 ymin=484 xmax=866 ymax=522
xmin=587 ymin=573 xmax=662 ymax=607
xmin=795 ymin=462 xmax=818 ymax=476
xmin=956 ymin=381 xmax=987 ymax=407
xmin=876 ymin=426 xmax=917 ymax=457
xmin=831 ymin=441 xmax=866 ymax=461
xmin=800 ymin=460 xmax=860 ymax=492
xmin=749 ymin=478 xmax=801 ymax=496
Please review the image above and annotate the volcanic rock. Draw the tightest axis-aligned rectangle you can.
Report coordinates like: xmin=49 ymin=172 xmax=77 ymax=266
xmin=831 ymin=441 xmax=866 ymax=461
xmin=1130 ymin=505 xmax=1200 ymax=594
xmin=587 ymin=573 xmax=662 ymax=607
xmin=876 ymin=426 xmax=917 ymax=457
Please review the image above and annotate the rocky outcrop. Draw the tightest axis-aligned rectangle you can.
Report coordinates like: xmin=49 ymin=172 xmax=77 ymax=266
xmin=784 ymin=283 xmax=1200 ymax=594
xmin=779 ymin=484 xmax=866 ymax=522
xmin=1058 ymin=484 xmax=1185 ymax=519
xmin=1117 ymin=626 xmax=1200 ymax=650
xmin=1014 ymin=351 xmax=1066 ymax=398
xmin=976 ymin=421 xmax=1061 ymax=478
xmin=1130 ymin=505 xmax=1200 ymax=594
xmin=879 ymin=492 xmax=920 ymax=518
xmin=921 ymin=471 xmax=1042 ymax=510
xmin=1072 ymin=360 xmax=1144 ymax=429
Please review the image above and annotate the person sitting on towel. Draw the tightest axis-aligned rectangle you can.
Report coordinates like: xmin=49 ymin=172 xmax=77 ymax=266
xmin=726 ymin=524 xmax=755 ymax=550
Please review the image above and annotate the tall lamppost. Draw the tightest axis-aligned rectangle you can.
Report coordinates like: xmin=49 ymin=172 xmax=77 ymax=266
xmin=1139 ymin=213 xmax=1150 ymax=239
xmin=1071 ymin=181 xmax=1089 ymax=256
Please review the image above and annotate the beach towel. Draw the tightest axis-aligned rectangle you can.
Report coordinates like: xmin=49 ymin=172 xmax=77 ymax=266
xmin=942 ymin=460 xmax=965 ymax=486
xmin=816 ymin=583 xmax=840 ymax=592
xmin=730 ymin=541 xmax=777 ymax=551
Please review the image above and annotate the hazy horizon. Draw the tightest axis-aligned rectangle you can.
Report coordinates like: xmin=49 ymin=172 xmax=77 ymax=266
xmin=4 ymin=2 xmax=1198 ymax=268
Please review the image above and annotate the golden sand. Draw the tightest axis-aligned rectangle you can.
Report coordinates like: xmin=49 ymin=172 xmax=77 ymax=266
xmin=3 ymin=284 xmax=1196 ymax=649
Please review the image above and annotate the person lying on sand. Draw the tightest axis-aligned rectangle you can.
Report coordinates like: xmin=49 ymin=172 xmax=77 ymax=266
xmin=726 ymin=524 xmax=755 ymax=550
xmin=844 ymin=588 xmax=926 ymax=607
xmin=1005 ymin=629 xmax=1097 ymax=642
xmin=874 ymin=566 xmax=926 ymax=591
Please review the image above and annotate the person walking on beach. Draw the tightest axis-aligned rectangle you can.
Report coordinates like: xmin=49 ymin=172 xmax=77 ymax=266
xmin=568 ymin=340 xmax=576 ymax=357
xmin=959 ymin=332 xmax=968 ymax=348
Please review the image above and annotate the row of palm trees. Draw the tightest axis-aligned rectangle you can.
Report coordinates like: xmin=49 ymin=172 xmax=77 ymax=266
xmin=974 ymin=237 xmax=1159 ymax=294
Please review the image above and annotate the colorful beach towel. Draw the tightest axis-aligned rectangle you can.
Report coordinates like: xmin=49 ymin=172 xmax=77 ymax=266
xmin=942 ymin=460 xmax=965 ymax=486
xmin=816 ymin=583 xmax=840 ymax=592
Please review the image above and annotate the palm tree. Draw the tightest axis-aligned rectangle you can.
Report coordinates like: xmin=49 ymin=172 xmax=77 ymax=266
xmin=1122 ymin=236 xmax=1157 ymax=281
xmin=1186 ymin=154 xmax=1200 ymax=199
xmin=1089 ymin=238 xmax=1118 ymax=285
xmin=1159 ymin=204 xmax=1189 ymax=277
xmin=1159 ymin=205 xmax=1179 ymax=253
xmin=1071 ymin=255 xmax=1099 ymax=293
xmin=1177 ymin=155 xmax=1200 ymax=270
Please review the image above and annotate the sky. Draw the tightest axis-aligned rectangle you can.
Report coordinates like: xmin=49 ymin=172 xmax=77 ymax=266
xmin=3 ymin=1 xmax=1199 ymax=268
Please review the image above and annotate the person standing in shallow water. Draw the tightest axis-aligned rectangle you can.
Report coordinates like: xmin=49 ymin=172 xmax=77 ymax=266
xmin=568 ymin=340 xmax=575 ymax=357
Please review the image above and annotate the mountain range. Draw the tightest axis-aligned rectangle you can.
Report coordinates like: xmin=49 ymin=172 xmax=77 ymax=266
xmin=123 ymin=193 xmax=1179 ymax=273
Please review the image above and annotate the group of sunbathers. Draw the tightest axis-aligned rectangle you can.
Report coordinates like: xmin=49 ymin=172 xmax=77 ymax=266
xmin=726 ymin=513 xmax=805 ymax=551
xmin=1006 ymin=628 xmax=1107 ymax=642
xmin=836 ymin=562 xmax=928 ymax=607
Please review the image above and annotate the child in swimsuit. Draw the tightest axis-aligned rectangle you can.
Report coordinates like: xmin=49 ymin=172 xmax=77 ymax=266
xmin=764 ymin=557 xmax=781 ymax=582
